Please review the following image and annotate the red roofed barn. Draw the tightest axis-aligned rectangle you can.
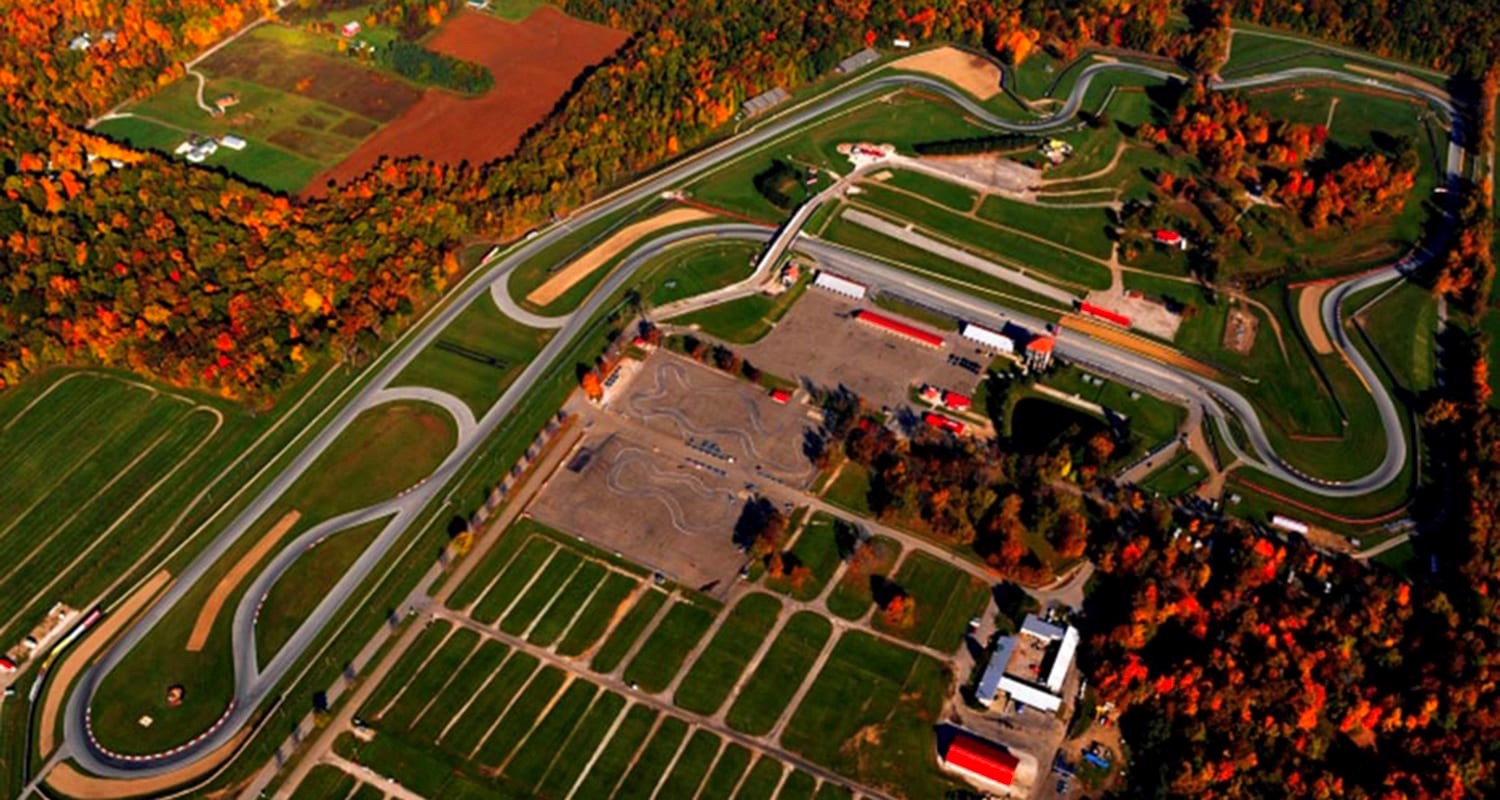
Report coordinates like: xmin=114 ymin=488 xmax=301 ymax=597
xmin=942 ymin=731 xmax=1019 ymax=787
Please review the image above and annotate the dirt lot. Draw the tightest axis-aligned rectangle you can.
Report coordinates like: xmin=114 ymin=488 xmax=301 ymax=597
xmin=200 ymin=37 xmax=421 ymax=123
xmin=529 ymin=433 xmax=748 ymax=595
xmin=1298 ymin=283 xmax=1334 ymax=354
xmin=913 ymin=154 xmax=1042 ymax=197
xmin=310 ymin=8 xmax=627 ymax=191
xmin=527 ymin=208 xmax=713 ymax=306
xmin=892 ymin=46 xmax=1003 ymax=100
xmin=1223 ymin=305 xmax=1260 ymax=356
xmin=736 ymin=290 xmax=983 ymax=414
xmin=616 ymin=353 xmax=820 ymax=487
xmin=1085 ymin=290 xmax=1183 ymax=341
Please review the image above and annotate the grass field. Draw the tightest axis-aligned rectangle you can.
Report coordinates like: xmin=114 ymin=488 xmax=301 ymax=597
xmin=656 ymin=728 xmax=722 ymax=798
xmin=674 ymin=275 xmax=811 ymax=344
xmin=1039 ymin=364 xmax=1188 ymax=455
xmin=441 ymin=650 xmax=540 ymax=755
xmin=673 ymin=593 xmax=783 ymax=714
xmin=532 ymin=690 xmax=629 ymax=796
xmin=823 ymin=461 xmax=873 ymax=516
xmin=410 ymin=639 xmax=509 ymax=740
xmin=975 ymin=194 xmax=1115 ymax=258
xmin=1354 ymin=281 xmax=1437 ymax=394
xmin=499 ymin=548 xmax=584 ymax=635
xmin=470 ymin=535 xmax=558 ymax=623
xmin=621 ymin=599 xmax=717 ymax=693
xmin=88 ymin=399 xmax=456 ymax=753
xmin=380 ymin=628 xmax=482 ymax=730
xmin=638 ymin=241 xmax=762 ymax=307
xmin=763 ymin=512 xmax=847 ymax=601
xmin=393 ymin=295 xmax=553 ymax=414
xmin=525 ymin=560 xmax=608 ymax=645
xmin=612 ymin=716 xmax=688 ymax=798
xmin=725 ymin=612 xmax=832 ymax=735
xmin=253 ymin=515 xmax=388 ymax=667
xmin=825 ymin=536 xmax=902 ymax=620
xmin=873 ymin=169 xmax=979 ymax=212
xmin=699 ymin=743 xmax=752 ymax=799
xmin=590 ymin=588 xmax=670 ymax=673
xmin=556 ymin=573 xmax=644 ymax=657
xmin=736 ymin=756 xmax=786 ymax=800
xmin=782 ymin=631 xmax=957 ymax=797
xmin=446 ymin=520 xmax=541 ymax=610
xmin=572 ymin=703 xmax=661 ymax=797
xmin=289 ymin=764 xmax=356 ymax=800
xmin=503 ymin=679 xmax=599 ymax=786
xmin=871 ymin=552 xmax=990 ymax=652
xmin=1138 ymin=450 xmax=1209 ymax=497
xmin=474 ymin=665 xmax=566 ymax=766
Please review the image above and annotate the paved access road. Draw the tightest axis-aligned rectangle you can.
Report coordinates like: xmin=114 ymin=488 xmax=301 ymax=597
xmin=58 ymin=49 xmax=1464 ymax=781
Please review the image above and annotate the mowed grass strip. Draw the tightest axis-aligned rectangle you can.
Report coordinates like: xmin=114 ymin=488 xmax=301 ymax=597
xmin=442 ymin=651 xmax=540 ymax=755
xmin=725 ymin=612 xmax=833 ymax=735
xmin=410 ymin=639 xmax=509 ymax=740
xmin=776 ymin=770 xmax=818 ymax=800
xmin=393 ymin=296 xmax=552 ymax=415
xmin=255 ymin=516 xmax=385 ymax=668
xmin=765 ymin=513 xmax=845 ymax=601
xmin=698 ymin=743 xmax=753 ymax=800
xmin=475 ymin=666 xmax=567 ymax=767
xmin=348 ymin=783 xmax=385 ymax=800
xmin=499 ymin=548 xmax=584 ymax=635
xmin=447 ymin=526 xmax=537 ymax=611
xmin=782 ymin=632 xmax=955 ymax=797
xmin=555 ymin=572 xmax=639 ymax=657
xmin=573 ymin=704 xmax=660 ymax=797
xmin=825 ymin=536 xmax=903 ymax=620
xmin=878 ymin=169 xmax=979 ymax=212
xmin=622 ymin=600 xmax=717 ymax=693
xmin=674 ymin=592 xmax=783 ymax=715
xmin=382 ymin=628 xmax=481 ymax=730
xmin=872 ymin=551 xmax=990 ymax=652
xmin=735 ymin=756 xmax=786 ymax=800
xmin=612 ymin=716 xmax=689 ymax=799
xmin=289 ymin=764 xmax=355 ymax=800
xmin=589 ymin=588 xmax=668 ymax=673
xmin=526 ymin=560 xmax=607 ymax=646
xmin=975 ymin=193 xmax=1115 ymax=258
xmin=501 ymin=679 xmax=598 ymax=789
xmin=533 ymin=691 xmax=628 ymax=797
xmin=814 ymin=782 xmax=854 ymax=800
xmin=361 ymin=620 xmax=452 ymax=719
xmin=471 ymin=537 xmax=557 ymax=624
xmin=656 ymin=729 xmax=722 ymax=799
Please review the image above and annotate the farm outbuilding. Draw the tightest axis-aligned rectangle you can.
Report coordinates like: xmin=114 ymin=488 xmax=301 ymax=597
xmin=852 ymin=310 xmax=944 ymax=349
xmin=941 ymin=731 xmax=1020 ymax=787
xmin=812 ymin=271 xmax=867 ymax=299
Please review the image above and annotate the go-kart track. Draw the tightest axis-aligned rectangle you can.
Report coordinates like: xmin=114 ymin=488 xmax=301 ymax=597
xmin=54 ymin=50 xmax=1465 ymax=783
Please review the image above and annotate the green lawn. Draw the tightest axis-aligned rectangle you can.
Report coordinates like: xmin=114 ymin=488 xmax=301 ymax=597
xmin=825 ymin=535 xmax=902 ymax=620
xmin=781 ymin=632 xmax=958 ymax=798
xmin=674 ymin=592 xmax=783 ymax=714
xmin=872 ymin=169 xmax=979 ymax=212
xmin=254 ymin=515 xmax=387 ymax=667
xmin=613 ymin=716 xmax=689 ymax=799
xmin=725 ymin=612 xmax=832 ymax=735
xmin=1040 ymin=364 xmax=1188 ymax=456
xmin=89 ymin=399 xmax=457 ymax=754
xmin=573 ymin=704 xmax=661 ymax=797
xmin=674 ymin=276 xmax=811 ymax=344
xmin=777 ymin=770 xmax=819 ymax=800
xmin=487 ymin=0 xmax=550 ymax=21
xmin=975 ymin=194 xmax=1115 ymax=258
xmin=1009 ymin=51 xmax=1065 ymax=100
xmin=470 ymin=535 xmax=558 ymax=624
xmin=393 ymin=295 xmax=554 ymax=415
xmin=622 ymin=600 xmax=717 ymax=692
xmin=639 ymin=241 xmax=762 ymax=307
xmin=735 ymin=756 xmax=786 ymax=800
xmin=359 ymin=620 xmax=452 ymax=718
xmin=499 ymin=549 xmax=584 ymax=635
xmin=764 ymin=513 xmax=847 ymax=601
xmin=502 ymin=680 xmax=599 ymax=789
xmin=381 ymin=628 xmax=482 ymax=730
xmin=1137 ymin=450 xmax=1209 ymax=497
xmin=533 ymin=690 xmax=628 ymax=796
xmin=525 ymin=560 xmax=608 ymax=646
xmin=823 ymin=461 xmax=873 ymax=516
xmin=1354 ymin=281 xmax=1437 ymax=394
xmin=590 ymin=588 xmax=669 ymax=673
xmin=657 ymin=729 xmax=722 ymax=798
xmin=290 ymin=764 xmax=357 ymax=800
xmin=699 ymin=744 xmax=753 ymax=800
xmin=442 ymin=651 xmax=540 ymax=755
xmin=410 ymin=639 xmax=510 ymax=740
xmin=871 ymin=552 xmax=990 ymax=652
xmin=555 ymin=572 xmax=643 ymax=657
xmin=475 ymin=665 xmax=566 ymax=767
xmin=447 ymin=522 xmax=540 ymax=611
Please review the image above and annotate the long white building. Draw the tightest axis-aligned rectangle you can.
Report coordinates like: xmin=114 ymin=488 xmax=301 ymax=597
xmin=813 ymin=271 xmax=867 ymax=299
xmin=961 ymin=322 xmax=1014 ymax=354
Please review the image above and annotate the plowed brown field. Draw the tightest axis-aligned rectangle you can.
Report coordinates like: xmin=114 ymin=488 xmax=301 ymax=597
xmin=307 ymin=8 xmax=626 ymax=195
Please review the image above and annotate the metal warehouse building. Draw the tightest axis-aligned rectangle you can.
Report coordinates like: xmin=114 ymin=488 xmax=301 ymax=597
xmin=852 ymin=309 xmax=944 ymax=348
xmin=961 ymin=322 xmax=1015 ymax=354
xmin=813 ymin=271 xmax=868 ymax=299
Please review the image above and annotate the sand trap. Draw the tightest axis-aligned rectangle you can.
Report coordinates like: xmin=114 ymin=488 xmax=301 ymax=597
xmin=890 ymin=46 xmax=1002 ymax=100
xmin=187 ymin=510 xmax=300 ymax=652
xmin=525 ymin=208 xmax=713 ymax=307
xmin=44 ymin=726 xmax=248 ymax=798
xmin=1298 ymin=284 xmax=1334 ymax=354
xmin=37 ymin=570 xmax=173 ymax=758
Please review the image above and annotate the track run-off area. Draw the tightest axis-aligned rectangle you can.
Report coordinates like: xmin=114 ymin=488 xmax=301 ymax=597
xmin=41 ymin=42 xmax=1468 ymax=788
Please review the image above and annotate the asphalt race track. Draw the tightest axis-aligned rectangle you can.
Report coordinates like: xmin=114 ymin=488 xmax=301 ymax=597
xmin=56 ymin=52 xmax=1464 ymax=780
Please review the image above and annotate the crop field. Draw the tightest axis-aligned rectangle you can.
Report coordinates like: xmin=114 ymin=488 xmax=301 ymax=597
xmin=782 ymin=631 xmax=957 ymax=797
xmin=825 ymin=535 xmax=903 ymax=620
xmin=393 ymin=294 xmax=553 ymax=414
xmin=872 ymin=552 xmax=990 ymax=652
xmin=88 ymin=399 xmax=456 ymax=753
xmin=725 ymin=612 xmax=832 ymax=735
xmin=673 ymin=593 xmax=783 ymax=714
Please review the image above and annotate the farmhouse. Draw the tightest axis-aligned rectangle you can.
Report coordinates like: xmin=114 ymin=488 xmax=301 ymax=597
xmin=1154 ymin=229 xmax=1188 ymax=250
xmin=940 ymin=731 xmax=1020 ymax=790
xmin=214 ymin=93 xmax=239 ymax=112
xmin=852 ymin=309 xmax=944 ymax=349
xmin=975 ymin=613 xmax=1080 ymax=714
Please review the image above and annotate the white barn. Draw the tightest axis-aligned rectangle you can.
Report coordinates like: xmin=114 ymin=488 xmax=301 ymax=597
xmin=813 ymin=271 xmax=867 ymax=300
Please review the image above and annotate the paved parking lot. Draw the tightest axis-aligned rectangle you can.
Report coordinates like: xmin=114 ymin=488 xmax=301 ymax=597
xmin=738 ymin=290 xmax=983 ymax=413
